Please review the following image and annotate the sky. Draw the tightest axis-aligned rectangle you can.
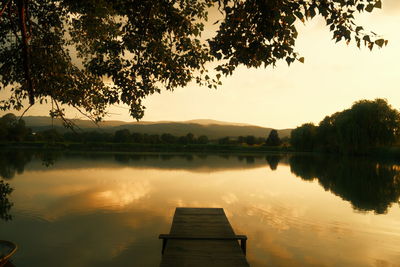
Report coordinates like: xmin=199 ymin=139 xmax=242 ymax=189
xmin=1 ymin=1 xmax=400 ymax=129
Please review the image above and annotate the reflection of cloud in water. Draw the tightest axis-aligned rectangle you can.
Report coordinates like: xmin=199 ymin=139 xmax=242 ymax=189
xmin=15 ymin=174 xmax=152 ymax=221
xmin=245 ymin=204 xmax=295 ymax=232
xmin=96 ymin=180 xmax=151 ymax=208
xmin=235 ymin=203 xmax=356 ymax=267
xmin=221 ymin=193 xmax=238 ymax=204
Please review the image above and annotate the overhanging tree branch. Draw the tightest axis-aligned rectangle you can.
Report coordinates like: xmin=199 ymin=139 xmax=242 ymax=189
xmin=0 ymin=0 xmax=11 ymax=18
xmin=0 ymin=0 xmax=388 ymax=124
xmin=16 ymin=0 xmax=34 ymax=105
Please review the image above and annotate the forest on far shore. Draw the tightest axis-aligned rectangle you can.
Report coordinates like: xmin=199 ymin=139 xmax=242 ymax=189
xmin=1 ymin=99 xmax=399 ymax=155
xmin=290 ymin=99 xmax=400 ymax=154
xmin=0 ymin=113 xmax=284 ymax=147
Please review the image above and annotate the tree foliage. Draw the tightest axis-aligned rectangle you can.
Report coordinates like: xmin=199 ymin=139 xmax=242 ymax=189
xmin=290 ymin=99 xmax=400 ymax=154
xmin=0 ymin=0 xmax=387 ymax=122
xmin=333 ymin=99 xmax=400 ymax=153
xmin=290 ymin=122 xmax=317 ymax=151
xmin=265 ymin=129 xmax=281 ymax=146
xmin=0 ymin=113 xmax=31 ymax=141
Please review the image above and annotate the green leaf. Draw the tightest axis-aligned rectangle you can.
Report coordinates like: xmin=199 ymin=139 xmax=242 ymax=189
xmin=285 ymin=57 xmax=291 ymax=66
xmin=374 ymin=1 xmax=382 ymax=9
xmin=365 ymin=4 xmax=374 ymax=12
xmin=284 ymin=15 xmax=296 ymax=25
xmin=363 ymin=35 xmax=371 ymax=42
xmin=294 ymin=11 xmax=303 ymax=20
xmin=309 ymin=8 xmax=316 ymax=18
xmin=375 ymin=39 xmax=385 ymax=47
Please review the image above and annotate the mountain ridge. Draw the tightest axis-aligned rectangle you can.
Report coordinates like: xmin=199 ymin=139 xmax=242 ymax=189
xmin=22 ymin=116 xmax=292 ymax=139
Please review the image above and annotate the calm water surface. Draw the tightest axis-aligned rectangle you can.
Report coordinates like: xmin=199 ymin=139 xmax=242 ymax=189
xmin=0 ymin=150 xmax=399 ymax=266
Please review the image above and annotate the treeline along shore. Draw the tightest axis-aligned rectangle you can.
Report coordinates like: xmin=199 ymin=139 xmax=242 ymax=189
xmin=1 ymin=99 xmax=400 ymax=156
xmin=0 ymin=113 xmax=287 ymax=153
xmin=290 ymin=99 xmax=400 ymax=156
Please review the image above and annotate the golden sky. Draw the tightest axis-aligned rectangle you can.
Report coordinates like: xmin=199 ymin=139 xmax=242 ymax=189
xmin=1 ymin=2 xmax=400 ymax=129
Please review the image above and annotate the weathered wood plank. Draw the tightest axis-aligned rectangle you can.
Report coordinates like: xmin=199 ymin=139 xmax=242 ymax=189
xmin=160 ymin=208 xmax=249 ymax=267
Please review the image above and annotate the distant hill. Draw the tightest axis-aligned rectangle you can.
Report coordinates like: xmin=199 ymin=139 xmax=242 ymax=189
xmin=23 ymin=116 xmax=292 ymax=139
xmin=184 ymin=119 xmax=251 ymax=126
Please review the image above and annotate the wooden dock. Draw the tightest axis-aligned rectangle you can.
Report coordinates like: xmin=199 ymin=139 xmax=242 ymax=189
xmin=159 ymin=208 xmax=249 ymax=267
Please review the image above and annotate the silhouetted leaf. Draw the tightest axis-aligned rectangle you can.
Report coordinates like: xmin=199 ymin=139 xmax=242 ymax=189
xmin=375 ymin=39 xmax=385 ymax=48
xmin=365 ymin=4 xmax=374 ymax=12
xmin=284 ymin=15 xmax=296 ymax=25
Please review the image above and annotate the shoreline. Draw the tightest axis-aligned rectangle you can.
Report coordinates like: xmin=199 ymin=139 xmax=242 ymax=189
xmin=0 ymin=142 xmax=292 ymax=154
xmin=1 ymin=142 xmax=399 ymax=159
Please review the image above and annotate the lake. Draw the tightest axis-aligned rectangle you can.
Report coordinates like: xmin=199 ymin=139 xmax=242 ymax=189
xmin=0 ymin=150 xmax=399 ymax=266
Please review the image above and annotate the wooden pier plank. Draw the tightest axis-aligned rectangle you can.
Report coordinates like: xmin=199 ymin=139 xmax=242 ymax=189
xmin=160 ymin=208 xmax=249 ymax=267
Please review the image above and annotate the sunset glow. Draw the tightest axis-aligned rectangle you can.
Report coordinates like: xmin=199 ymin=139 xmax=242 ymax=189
xmin=1 ymin=2 xmax=399 ymax=129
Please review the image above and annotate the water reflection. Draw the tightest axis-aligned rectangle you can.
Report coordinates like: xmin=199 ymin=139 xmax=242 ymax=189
xmin=289 ymin=155 xmax=400 ymax=214
xmin=0 ymin=180 xmax=13 ymax=221
xmin=0 ymin=150 xmax=400 ymax=266
xmin=265 ymin=154 xmax=282 ymax=170
xmin=0 ymin=150 xmax=274 ymax=174
xmin=3 ymin=207 xmax=166 ymax=266
xmin=0 ymin=150 xmax=32 ymax=180
xmin=1 ymin=150 xmax=400 ymax=215
xmin=40 ymin=150 xmax=62 ymax=167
